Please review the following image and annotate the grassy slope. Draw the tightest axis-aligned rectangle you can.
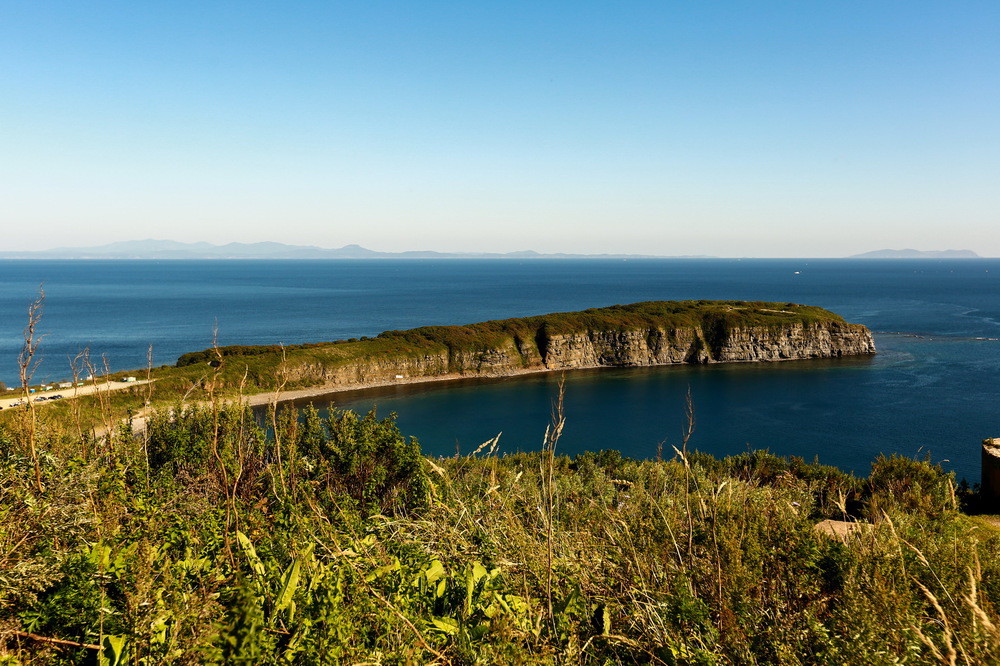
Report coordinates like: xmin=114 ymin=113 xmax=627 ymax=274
xmin=1 ymin=402 xmax=998 ymax=664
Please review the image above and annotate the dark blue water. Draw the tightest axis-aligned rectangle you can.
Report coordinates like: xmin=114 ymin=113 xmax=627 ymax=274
xmin=2 ymin=259 xmax=998 ymax=480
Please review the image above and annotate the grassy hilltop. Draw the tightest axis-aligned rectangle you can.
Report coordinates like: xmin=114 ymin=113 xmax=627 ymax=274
xmin=168 ymin=299 xmax=864 ymax=395
xmin=176 ymin=298 xmax=845 ymax=368
xmin=5 ymin=300 xmax=994 ymax=663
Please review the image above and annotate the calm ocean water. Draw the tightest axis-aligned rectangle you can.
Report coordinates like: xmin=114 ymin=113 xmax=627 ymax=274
xmin=2 ymin=259 xmax=998 ymax=481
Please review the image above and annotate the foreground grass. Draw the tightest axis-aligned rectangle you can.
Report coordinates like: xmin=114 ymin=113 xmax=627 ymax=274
xmin=1 ymin=396 xmax=998 ymax=665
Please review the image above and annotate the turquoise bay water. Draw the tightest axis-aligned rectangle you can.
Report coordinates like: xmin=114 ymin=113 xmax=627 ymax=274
xmin=1 ymin=259 xmax=998 ymax=480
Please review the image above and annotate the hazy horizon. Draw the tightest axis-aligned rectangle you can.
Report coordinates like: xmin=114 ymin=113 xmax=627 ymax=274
xmin=4 ymin=3 xmax=998 ymax=257
xmin=0 ymin=238 xmax=989 ymax=260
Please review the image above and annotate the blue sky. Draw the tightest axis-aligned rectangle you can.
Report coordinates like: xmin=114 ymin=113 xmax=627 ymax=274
xmin=3 ymin=2 xmax=998 ymax=256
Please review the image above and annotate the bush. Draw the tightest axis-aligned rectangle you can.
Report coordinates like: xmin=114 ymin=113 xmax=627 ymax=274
xmin=865 ymin=453 xmax=956 ymax=519
xmin=299 ymin=407 xmax=429 ymax=517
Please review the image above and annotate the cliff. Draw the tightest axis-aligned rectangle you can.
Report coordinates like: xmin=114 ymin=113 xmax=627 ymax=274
xmin=176 ymin=300 xmax=876 ymax=390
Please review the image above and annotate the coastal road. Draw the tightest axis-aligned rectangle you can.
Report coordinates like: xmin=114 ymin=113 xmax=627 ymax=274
xmin=0 ymin=379 xmax=154 ymax=411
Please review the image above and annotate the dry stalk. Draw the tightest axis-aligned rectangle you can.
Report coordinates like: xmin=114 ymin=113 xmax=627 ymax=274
xmin=893 ymin=522 xmax=959 ymax=610
xmin=8 ymin=630 xmax=100 ymax=652
xmin=644 ymin=483 xmax=685 ymax=568
xmin=470 ymin=432 xmax=501 ymax=457
xmin=207 ymin=323 xmax=235 ymax=566
xmin=68 ymin=348 xmax=90 ymax=457
xmin=269 ymin=344 xmax=290 ymax=498
xmin=229 ymin=365 xmax=250 ymax=532
xmin=18 ymin=285 xmax=45 ymax=491
xmin=965 ymin=555 xmax=1000 ymax=643
xmin=672 ymin=387 xmax=697 ymax=565
xmin=142 ymin=344 xmax=154 ymax=486
xmin=542 ymin=376 xmax=566 ymax=632
xmin=81 ymin=354 xmax=116 ymax=454
xmin=912 ymin=579 xmax=958 ymax=666
xmin=301 ymin=493 xmax=449 ymax=662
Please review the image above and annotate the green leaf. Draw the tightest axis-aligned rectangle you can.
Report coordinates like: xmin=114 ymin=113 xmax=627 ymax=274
xmin=365 ymin=557 xmax=401 ymax=583
xmin=87 ymin=543 xmax=111 ymax=572
xmin=274 ymin=559 xmax=301 ymax=619
xmin=235 ymin=531 xmax=266 ymax=581
xmin=556 ymin=585 xmax=582 ymax=616
xmin=470 ymin=561 xmax=489 ymax=586
xmin=99 ymin=634 xmax=128 ymax=666
xmin=430 ymin=616 xmax=460 ymax=636
xmin=423 ymin=559 xmax=446 ymax=584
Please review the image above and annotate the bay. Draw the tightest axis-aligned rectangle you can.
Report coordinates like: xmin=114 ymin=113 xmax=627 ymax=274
xmin=1 ymin=258 xmax=998 ymax=481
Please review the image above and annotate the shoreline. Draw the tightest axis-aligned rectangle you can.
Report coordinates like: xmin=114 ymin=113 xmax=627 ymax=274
xmin=114 ymin=369 xmax=554 ymax=436
xmin=3 ymin=352 xmax=875 ymax=432
xmin=239 ymin=350 xmax=879 ymax=410
xmin=242 ymin=366 xmax=558 ymax=408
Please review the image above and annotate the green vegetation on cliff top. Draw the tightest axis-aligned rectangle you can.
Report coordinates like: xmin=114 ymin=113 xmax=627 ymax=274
xmin=176 ymin=299 xmax=850 ymax=367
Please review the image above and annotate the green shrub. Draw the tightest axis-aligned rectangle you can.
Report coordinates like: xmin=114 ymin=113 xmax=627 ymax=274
xmin=18 ymin=549 xmax=123 ymax=659
xmin=299 ymin=407 xmax=429 ymax=517
xmin=865 ymin=453 xmax=957 ymax=519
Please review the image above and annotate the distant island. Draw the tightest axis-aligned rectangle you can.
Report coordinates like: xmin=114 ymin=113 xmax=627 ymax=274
xmin=850 ymin=248 xmax=980 ymax=259
xmin=0 ymin=239 xmax=711 ymax=260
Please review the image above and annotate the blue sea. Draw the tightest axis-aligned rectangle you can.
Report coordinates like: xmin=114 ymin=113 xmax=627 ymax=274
xmin=2 ymin=259 xmax=998 ymax=481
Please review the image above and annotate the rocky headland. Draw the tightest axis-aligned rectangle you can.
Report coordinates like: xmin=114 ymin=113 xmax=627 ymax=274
xmin=176 ymin=300 xmax=876 ymax=396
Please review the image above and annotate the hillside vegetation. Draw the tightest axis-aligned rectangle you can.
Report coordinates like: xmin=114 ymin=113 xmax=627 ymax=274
xmin=1 ymin=390 xmax=999 ymax=663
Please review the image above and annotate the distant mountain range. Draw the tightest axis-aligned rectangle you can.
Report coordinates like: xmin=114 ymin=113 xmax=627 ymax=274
xmin=0 ymin=240 xmax=707 ymax=260
xmin=850 ymin=249 xmax=980 ymax=259
xmin=0 ymin=240 xmax=985 ymax=260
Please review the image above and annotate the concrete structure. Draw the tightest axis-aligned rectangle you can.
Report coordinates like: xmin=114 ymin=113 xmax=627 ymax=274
xmin=983 ymin=439 xmax=1000 ymax=509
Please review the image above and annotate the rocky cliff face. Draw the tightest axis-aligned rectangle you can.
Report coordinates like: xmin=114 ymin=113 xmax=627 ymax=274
xmin=540 ymin=322 xmax=874 ymax=369
xmin=289 ymin=319 xmax=875 ymax=388
xmin=708 ymin=322 xmax=876 ymax=362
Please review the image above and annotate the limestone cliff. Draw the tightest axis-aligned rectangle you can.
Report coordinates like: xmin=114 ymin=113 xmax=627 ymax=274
xmin=226 ymin=300 xmax=877 ymax=389
xmin=539 ymin=321 xmax=875 ymax=369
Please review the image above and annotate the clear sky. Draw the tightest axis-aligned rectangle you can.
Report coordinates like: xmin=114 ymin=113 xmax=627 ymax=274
xmin=3 ymin=2 xmax=998 ymax=257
